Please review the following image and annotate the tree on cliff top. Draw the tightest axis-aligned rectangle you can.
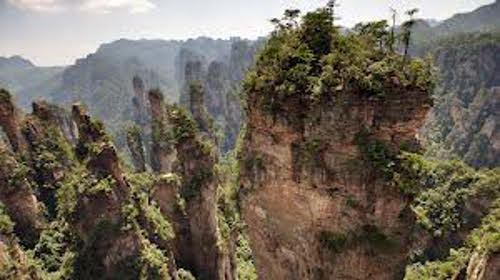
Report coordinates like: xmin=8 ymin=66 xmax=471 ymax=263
xmin=243 ymin=3 xmax=436 ymax=119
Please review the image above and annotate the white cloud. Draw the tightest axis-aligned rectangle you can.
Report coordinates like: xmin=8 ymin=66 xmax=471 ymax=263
xmin=7 ymin=0 xmax=64 ymax=12
xmin=81 ymin=0 xmax=156 ymax=14
xmin=7 ymin=0 xmax=156 ymax=13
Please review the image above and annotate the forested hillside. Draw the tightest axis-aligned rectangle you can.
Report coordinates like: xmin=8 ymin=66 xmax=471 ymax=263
xmin=0 ymin=37 xmax=262 ymax=152
xmin=423 ymin=33 xmax=500 ymax=167
xmin=0 ymin=2 xmax=499 ymax=279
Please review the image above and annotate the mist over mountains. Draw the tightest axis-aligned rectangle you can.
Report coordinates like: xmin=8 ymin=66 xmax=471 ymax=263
xmin=0 ymin=36 xmax=263 ymax=149
xmin=0 ymin=2 xmax=500 ymax=280
xmin=0 ymin=0 xmax=499 ymax=160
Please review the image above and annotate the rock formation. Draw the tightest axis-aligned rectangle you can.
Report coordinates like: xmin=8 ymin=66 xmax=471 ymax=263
xmin=0 ymin=89 xmax=28 ymax=154
xmin=423 ymin=34 xmax=500 ymax=167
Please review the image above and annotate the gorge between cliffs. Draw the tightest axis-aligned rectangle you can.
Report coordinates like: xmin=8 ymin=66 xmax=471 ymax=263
xmin=0 ymin=2 xmax=499 ymax=280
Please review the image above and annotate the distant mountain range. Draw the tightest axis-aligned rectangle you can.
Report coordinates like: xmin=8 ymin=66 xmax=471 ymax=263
xmin=411 ymin=0 xmax=500 ymax=48
xmin=0 ymin=0 xmax=499 ymax=161
xmin=0 ymin=56 xmax=64 ymax=108
xmin=0 ymin=37 xmax=262 ymax=149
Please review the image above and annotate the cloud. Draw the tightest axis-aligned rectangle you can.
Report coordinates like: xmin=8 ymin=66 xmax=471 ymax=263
xmin=7 ymin=0 xmax=64 ymax=12
xmin=81 ymin=0 xmax=156 ymax=14
xmin=7 ymin=0 xmax=156 ymax=13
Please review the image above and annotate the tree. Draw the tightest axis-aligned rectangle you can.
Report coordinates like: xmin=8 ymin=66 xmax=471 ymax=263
xmin=301 ymin=5 xmax=335 ymax=57
xmin=326 ymin=0 xmax=339 ymax=21
xmin=389 ymin=7 xmax=397 ymax=52
xmin=270 ymin=9 xmax=301 ymax=30
xmin=402 ymin=8 xmax=419 ymax=64
xmin=284 ymin=9 xmax=301 ymax=28
xmin=354 ymin=20 xmax=390 ymax=50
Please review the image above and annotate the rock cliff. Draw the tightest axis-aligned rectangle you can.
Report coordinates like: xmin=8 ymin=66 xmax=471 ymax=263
xmin=239 ymin=5 xmax=499 ymax=280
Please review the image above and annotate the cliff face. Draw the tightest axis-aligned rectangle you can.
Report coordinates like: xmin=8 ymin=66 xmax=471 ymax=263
xmin=423 ymin=34 xmax=500 ymax=167
xmin=0 ymin=89 xmax=186 ymax=279
xmin=240 ymin=85 xmax=432 ymax=279
xmin=237 ymin=9 xmax=500 ymax=278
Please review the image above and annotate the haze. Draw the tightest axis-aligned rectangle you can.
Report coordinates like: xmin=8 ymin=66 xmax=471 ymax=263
xmin=0 ymin=0 xmax=494 ymax=66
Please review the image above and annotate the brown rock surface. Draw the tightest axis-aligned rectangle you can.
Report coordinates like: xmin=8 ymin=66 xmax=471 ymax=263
xmin=240 ymin=89 xmax=432 ymax=279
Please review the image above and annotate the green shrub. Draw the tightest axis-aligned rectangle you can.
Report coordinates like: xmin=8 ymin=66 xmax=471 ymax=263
xmin=124 ymin=172 xmax=175 ymax=242
xmin=0 ymin=88 xmax=12 ymax=103
xmin=319 ymin=230 xmax=348 ymax=253
xmin=356 ymin=131 xmax=396 ymax=176
xmin=56 ymin=165 xmax=115 ymax=220
xmin=168 ymin=106 xmax=199 ymax=142
xmin=392 ymin=153 xmax=500 ymax=236
xmin=0 ymin=204 xmax=14 ymax=235
xmin=243 ymin=4 xmax=435 ymax=121
xmin=360 ymin=225 xmax=396 ymax=252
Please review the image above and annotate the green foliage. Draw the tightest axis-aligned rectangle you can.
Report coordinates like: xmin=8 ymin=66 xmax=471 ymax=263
xmin=404 ymin=248 xmax=470 ymax=280
xmin=28 ymin=124 xmax=74 ymax=217
xmin=123 ymin=173 xmax=176 ymax=242
xmin=32 ymin=220 xmax=77 ymax=278
xmin=235 ymin=233 xmax=258 ymax=280
xmin=125 ymin=124 xmax=146 ymax=171
xmin=0 ymin=88 xmax=12 ymax=103
xmin=176 ymin=269 xmax=196 ymax=280
xmin=122 ymin=173 xmax=175 ymax=280
xmin=404 ymin=196 xmax=500 ymax=280
xmin=136 ymin=238 xmax=171 ymax=280
xmin=75 ymin=117 xmax=112 ymax=160
xmin=319 ymin=225 xmax=396 ymax=255
xmin=168 ymin=106 xmax=199 ymax=143
xmin=319 ymin=231 xmax=347 ymax=253
xmin=0 ymin=242 xmax=49 ymax=280
xmin=151 ymin=119 xmax=176 ymax=154
xmin=216 ymin=151 xmax=257 ymax=280
xmin=0 ymin=150 xmax=31 ymax=192
xmin=243 ymin=3 xmax=435 ymax=121
xmin=354 ymin=20 xmax=390 ymax=49
xmin=0 ymin=203 xmax=14 ymax=235
xmin=181 ymin=166 xmax=214 ymax=201
xmin=56 ymin=165 xmax=115 ymax=220
xmin=393 ymin=153 xmax=500 ymax=237
xmin=359 ymin=225 xmax=396 ymax=252
xmin=356 ymin=131 xmax=396 ymax=176
xmin=300 ymin=7 xmax=335 ymax=57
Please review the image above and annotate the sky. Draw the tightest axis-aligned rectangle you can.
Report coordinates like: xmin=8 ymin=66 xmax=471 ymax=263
xmin=0 ymin=0 xmax=495 ymax=66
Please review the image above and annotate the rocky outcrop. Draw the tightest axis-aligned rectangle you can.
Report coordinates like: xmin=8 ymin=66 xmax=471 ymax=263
xmin=172 ymin=114 xmax=225 ymax=280
xmin=0 ymin=89 xmax=28 ymax=154
xmin=240 ymin=87 xmax=432 ymax=279
xmin=189 ymin=82 xmax=216 ymax=142
xmin=423 ymin=33 xmax=500 ymax=167
xmin=32 ymin=100 xmax=78 ymax=144
xmin=132 ymin=75 xmax=148 ymax=127
xmin=126 ymin=125 xmax=147 ymax=172
xmin=149 ymin=89 xmax=177 ymax=173
xmin=0 ymin=141 xmax=41 ymax=247
xmin=148 ymin=90 xmax=233 ymax=279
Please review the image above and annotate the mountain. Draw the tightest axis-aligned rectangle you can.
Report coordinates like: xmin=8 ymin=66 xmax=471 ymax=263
xmin=0 ymin=56 xmax=64 ymax=108
xmin=434 ymin=0 xmax=500 ymax=36
xmin=422 ymin=33 xmax=500 ymax=167
xmin=0 ymin=37 xmax=262 ymax=151
xmin=0 ymin=3 xmax=499 ymax=280
xmin=0 ymin=55 xmax=34 ymax=69
xmin=410 ymin=0 xmax=500 ymax=49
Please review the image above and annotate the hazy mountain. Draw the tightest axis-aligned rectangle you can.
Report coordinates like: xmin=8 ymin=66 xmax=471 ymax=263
xmin=434 ymin=0 xmax=500 ymax=35
xmin=398 ymin=1 xmax=500 ymax=167
xmin=0 ymin=37 xmax=262 ymax=149
xmin=0 ymin=56 xmax=64 ymax=108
